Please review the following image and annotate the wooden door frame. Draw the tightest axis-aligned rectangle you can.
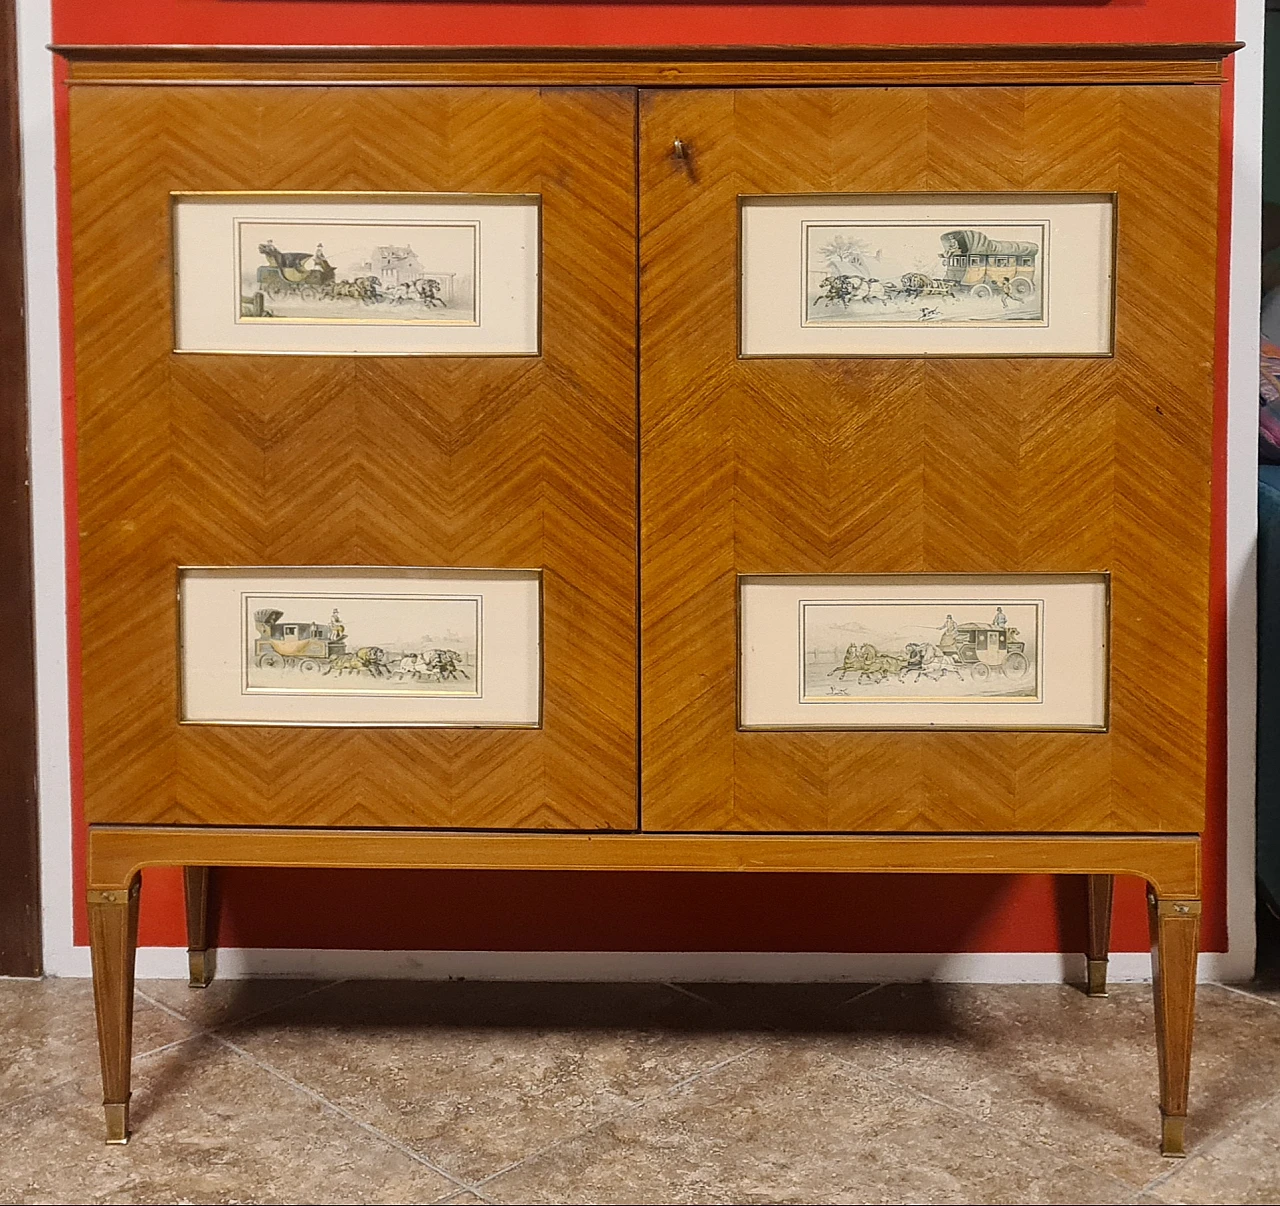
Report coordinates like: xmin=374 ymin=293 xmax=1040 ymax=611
xmin=0 ymin=0 xmax=42 ymax=977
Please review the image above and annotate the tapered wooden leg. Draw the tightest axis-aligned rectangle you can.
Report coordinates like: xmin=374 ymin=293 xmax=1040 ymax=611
xmin=183 ymin=866 xmax=216 ymax=988
xmin=1148 ymin=892 xmax=1201 ymax=1158
xmin=1086 ymin=874 xmax=1115 ymax=997
xmin=88 ymin=874 xmax=141 ymax=1144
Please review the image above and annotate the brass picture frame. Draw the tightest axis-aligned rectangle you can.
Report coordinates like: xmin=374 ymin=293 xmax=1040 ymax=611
xmin=171 ymin=191 xmax=543 ymax=357
xmin=737 ymin=571 xmax=1112 ymax=732
xmin=178 ymin=565 xmax=545 ymax=728
xmin=738 ymin=191 xmax=1118 ymax=359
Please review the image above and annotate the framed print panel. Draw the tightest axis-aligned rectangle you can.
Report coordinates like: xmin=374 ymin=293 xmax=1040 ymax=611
xmin=739 ymin=574 xmax=1108 ymax=731
xmin=740 ymin=194 xmax=1114 ymax=357
xmin=174 ymin=193 xmax=539 ymax=355
xmin=181 ymin=568 xmax=541 ymax=727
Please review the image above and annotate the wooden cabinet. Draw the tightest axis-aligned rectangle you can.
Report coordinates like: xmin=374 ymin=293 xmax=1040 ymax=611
xmin=65 ymin=44 xmax=1232 ymax=1155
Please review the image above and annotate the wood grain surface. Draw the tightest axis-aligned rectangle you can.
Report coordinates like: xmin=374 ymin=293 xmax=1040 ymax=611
xmin=1148 ymin=894 xmax=1202 ymax=1154
xmin=70 ymin=86 xmax=639 ymax=830
xmin=58 ymin=43 xmax=1237 ymax=89
xmin=639 ymin=85 xmax=1219 ymax=835
xmin=86 ymin=824 xmax=1202 ymax=900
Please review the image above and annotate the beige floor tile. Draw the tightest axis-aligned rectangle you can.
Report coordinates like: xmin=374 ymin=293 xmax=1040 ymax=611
xmin=0 ymin=1036 xmax=460 ymax=1206
xmin=819 ymin=982 xmax=1280 ymax=1190
xmin=0 ymin=980 xmax=196 ymax=1110
xmin=479 ymin=1045 xmax=1135 ymax=1205
xmin=221 ymin=980 xmax=763 ymax=1183
xmin=1212 ymin=979 xmax=1280 ymax=1009
xmin=1153 ymin=1089 xmax=1280 ymax=1205
xmin=671 ymin=983 xmax=879 ymax=1030
xmin=6 ymin=978 xmax=1277 ymax=1204
xmin=136 ymin=978 xmax=336 ymax=1032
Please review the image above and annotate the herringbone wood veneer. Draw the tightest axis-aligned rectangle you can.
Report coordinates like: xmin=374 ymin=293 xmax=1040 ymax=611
xmin=639 ymin=86 xmax=1218 ymax=834
xmin=71 ymin=86 xmax=638 ymax=829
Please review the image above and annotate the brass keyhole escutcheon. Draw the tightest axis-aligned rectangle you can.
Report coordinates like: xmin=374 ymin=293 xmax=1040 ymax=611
xmin=671 ymin=138 xmax=697 ymax=180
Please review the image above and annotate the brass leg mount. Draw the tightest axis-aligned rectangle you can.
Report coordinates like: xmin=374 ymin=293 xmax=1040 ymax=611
xmin=1085 ymin=957 xmax=1109 ymax=998
xmin=1161 ymin=1112 xmax=1187 ymax=1158
xmin=187 ymin=948 xmax=216 ymax=988
xmin=103 ymin=1100 xmax=130 ymax=1145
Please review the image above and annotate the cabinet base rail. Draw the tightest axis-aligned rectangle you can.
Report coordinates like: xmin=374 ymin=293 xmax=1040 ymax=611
xmin=86 ymin=825 xmax=1201 ymax=1155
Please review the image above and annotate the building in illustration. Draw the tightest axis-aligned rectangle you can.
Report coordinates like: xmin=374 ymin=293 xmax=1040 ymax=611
xmin=352 ymin=244 xmax=457 ymax=303
xmin=362 ymin=245 xmax=425 ymax=287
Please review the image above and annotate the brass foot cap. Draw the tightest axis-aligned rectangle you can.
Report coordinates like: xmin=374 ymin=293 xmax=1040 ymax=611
xmin=1085 ymin=957 xmax=1109 ymax=998
xmin=188 ymin=948 xmax=216 ymax=989
xmin=104 ymin=1101 xmax=130 ymax=1145
xmin=1161 ymin=1113 xmax=1187 ymax=1158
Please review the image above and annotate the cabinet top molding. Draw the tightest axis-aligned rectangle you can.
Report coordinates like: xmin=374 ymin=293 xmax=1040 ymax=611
xmin=56 ymin=42 xmax=1241 ymax=88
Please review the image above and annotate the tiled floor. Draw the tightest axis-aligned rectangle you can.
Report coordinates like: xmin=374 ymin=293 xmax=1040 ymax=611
xmin=3 ymin=975 xmax=1280 ymax=1204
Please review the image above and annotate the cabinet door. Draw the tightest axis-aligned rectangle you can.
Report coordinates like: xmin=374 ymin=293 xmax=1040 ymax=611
xmin=639 ymin=87 xmax=1217 ymax=834
xmin=71 ymin=86 xmax=638 ymax=830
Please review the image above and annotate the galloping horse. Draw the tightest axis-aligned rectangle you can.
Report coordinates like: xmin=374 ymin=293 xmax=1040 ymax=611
xmin=815 ymin=274 xmax=863 ymax=310
xmin=326 ymin=646 xmax=392 ymax=678
xmin=899 ymin=642 xmax=961 ymax=683
xmin=421 ymin=648 xmax=470 ymax=680
xmin=416 ymin=279 xmax=447 ymax=308
xmin=858 ymin=279 xmax=896 ymax=305
xmin=830 ymin=643 xmax=905 ymax=684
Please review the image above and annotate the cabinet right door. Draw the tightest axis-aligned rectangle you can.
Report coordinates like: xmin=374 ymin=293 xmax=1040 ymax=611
xmin=638 ymin=86 xmax=1219 ymax=835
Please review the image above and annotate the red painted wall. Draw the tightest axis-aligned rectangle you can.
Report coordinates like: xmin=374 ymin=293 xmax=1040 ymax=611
xmin=54 ymin=2 xmax=1235 ymax=50
xmin=56 ymin=0 xmax=1238 ymax=958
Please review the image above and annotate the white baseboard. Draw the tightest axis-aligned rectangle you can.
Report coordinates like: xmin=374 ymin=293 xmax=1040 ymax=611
xmin=43 ymin=947 xmax=1252 ymax=984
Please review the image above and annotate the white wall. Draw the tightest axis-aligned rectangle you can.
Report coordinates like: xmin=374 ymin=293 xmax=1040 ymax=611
xmin=16 ymin=0 xmax=75 ymax=976
xmin=1226 ymin=0 xmax=1265 ymax=981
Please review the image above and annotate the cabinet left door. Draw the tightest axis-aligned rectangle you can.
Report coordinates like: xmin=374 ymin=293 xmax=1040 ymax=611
xmin=70 ymin=85 xmax=639 ymax=831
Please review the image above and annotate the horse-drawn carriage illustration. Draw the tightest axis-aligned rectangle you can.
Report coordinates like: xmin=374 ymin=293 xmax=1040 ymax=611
xmin=255 ymin=242 xmax=383 ymax=305
xmin=251 ymin=608 xmax=470 ymax=683
xmin=252 ymin=240 xmax=457 ymax=309
xmin=807 ymin=224 xmax=1042 ymax=319
xmin=823 ymin=614 xmax=1030 ymax=689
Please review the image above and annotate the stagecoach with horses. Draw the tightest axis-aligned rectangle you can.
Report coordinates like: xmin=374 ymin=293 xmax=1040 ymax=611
xmin=827 ymin=622 xmax=1029 ymax=686
xmin=254 ymin=243 xmax=385 ymax=305
xmin=252 ymin=609 xmax=469 ymax=683
xmin=253 ymin=242 xmax=456 ymax=310
xmin=811 ymin=227 xmax=1038 ymax=313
